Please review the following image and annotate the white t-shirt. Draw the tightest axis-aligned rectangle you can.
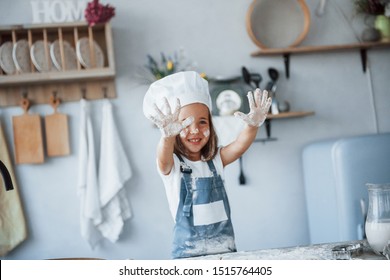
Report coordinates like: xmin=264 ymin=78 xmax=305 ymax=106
xmin=157 ymin=149 xmax=225 ymax=221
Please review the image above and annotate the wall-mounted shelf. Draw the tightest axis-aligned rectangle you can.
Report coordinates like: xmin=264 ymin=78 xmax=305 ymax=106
xmin=256 ymin=111 xmax=315 ymax=143
xmin=0 ymin=21 xmax=116 ymax=107
xmin=251 ymin=41 xmax=390 ymax=79
xmin=267 ymin=111 xmax=314 ymax=119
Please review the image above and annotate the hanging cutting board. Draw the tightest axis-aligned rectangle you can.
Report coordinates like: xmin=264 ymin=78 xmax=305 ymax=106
xmin=44 ymin=95 xmax=70 ymax=157
xmin=12 ymin=98 xmax=45 ymax=164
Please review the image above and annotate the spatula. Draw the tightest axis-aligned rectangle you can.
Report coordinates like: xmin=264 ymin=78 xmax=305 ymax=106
xmin=239 ymin=156 xmax=246 ymax=185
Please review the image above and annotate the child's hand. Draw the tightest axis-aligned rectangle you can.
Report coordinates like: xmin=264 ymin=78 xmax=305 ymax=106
xmin=149 ymin=97 xmax=194 ymax=138
xmin=234 ymin=89 xmax=272 ymax=127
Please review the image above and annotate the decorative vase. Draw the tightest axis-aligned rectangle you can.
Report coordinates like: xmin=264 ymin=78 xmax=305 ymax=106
xmin=375 ymin=15 xmax=390 ymax=41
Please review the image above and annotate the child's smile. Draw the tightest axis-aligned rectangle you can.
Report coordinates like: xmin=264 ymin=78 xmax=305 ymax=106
xmin=179 ymin=103 xmax=210 ymax=161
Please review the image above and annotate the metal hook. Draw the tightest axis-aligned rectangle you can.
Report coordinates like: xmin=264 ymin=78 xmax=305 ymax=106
xmin=50 ymin=91 xmax=60 ymax=111
xmin=52 ymin=90 xmax=58 ymax=99
xmin=21 ymin=89 xmax=28 ymax=99
xmin=20 ymin=96 xmax=30 ymax=113
xmin=81 ymin=87 xmax=87 ymax=99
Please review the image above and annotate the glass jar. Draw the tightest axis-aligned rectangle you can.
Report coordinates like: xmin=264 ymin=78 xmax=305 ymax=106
xmin=365 ymin=183 xmax=390 ymax=254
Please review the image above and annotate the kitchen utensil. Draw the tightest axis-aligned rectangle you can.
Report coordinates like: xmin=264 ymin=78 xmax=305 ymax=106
xmin=251 ymin=73 xmax=262 ymax=88
xmin=268 ymin=67 xmax=279 ymax=82
xmin=238 ymin=156 xmax=246 ymax=185
xmin=44 ymin=95 xmax=70 ymax=157
xmin=241 ymin=66 xmax=262 ymax=89
xmin=264 ymin=68 xmax=280 ymax=114
xmin=315 ymin=0 xmax=328 ymax=17
xmin=265 ymin=68 xmax=279 ymax=92
xmin=246 ymin=0 xmax=311 ymax=49
xmin=12 ymin=97 xmax=45 ymax=164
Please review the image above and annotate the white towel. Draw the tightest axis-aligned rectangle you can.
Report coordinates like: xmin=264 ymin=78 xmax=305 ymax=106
xmin=97 ymin=99 xmax=132 ymax=243
xmin=77 ymin=99 xmax=102 ymax=248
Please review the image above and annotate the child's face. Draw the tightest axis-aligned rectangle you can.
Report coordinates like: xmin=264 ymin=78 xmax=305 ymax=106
xmin=179 ymin=103 xmax=210 ymax=161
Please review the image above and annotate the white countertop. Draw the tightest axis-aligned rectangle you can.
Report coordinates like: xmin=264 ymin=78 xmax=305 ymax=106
xmin=189 ymin=240 xmax=387 ymax=260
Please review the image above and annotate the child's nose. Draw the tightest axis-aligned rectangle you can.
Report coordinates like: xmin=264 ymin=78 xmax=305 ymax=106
xmin=189 ymin=124 xmax=199 ymax=134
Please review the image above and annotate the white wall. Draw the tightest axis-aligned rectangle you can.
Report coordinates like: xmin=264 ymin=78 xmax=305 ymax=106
xmin=1 ymin=0 xmax=389 ymax=260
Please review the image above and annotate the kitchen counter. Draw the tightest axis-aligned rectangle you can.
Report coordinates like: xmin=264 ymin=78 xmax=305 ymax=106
xmin=189 ymin=240 xmax=388 ymax=260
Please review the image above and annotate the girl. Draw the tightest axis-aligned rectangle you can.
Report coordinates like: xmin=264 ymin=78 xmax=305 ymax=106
xmin=143 ymin=71 xmax=271 ymax=258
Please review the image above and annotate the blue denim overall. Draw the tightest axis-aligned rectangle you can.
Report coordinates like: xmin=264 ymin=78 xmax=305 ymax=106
xmin=172 ymin=155 xmax=236 ymax=259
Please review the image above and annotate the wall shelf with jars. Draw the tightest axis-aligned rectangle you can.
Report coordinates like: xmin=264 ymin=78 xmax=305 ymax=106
xmin=0 ymin=21 xmax=116 ymax=107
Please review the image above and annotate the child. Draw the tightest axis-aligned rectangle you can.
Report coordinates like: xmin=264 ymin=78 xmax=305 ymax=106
xmin=143 ymin=71 xmax=271 ymax=259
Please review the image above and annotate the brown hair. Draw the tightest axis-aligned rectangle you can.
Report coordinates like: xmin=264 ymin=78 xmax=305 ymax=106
xmin=174 ymin=111 xmax=218 ymax=161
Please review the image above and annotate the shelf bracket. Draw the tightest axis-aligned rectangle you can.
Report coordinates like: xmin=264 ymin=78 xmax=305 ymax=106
xmin=283 ymin=53 xmax=290 ymax=79
xmin=360 ymin=48 xmax=367 ymax=73
xmin=254 ymin=119 xmax=277 ymax=143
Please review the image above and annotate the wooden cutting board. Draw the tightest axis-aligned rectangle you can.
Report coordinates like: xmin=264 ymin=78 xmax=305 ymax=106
xmin=44 ymin=95 xmax=70 ymax=157
xmin=12 ymin=98 xmax=45 ymax=164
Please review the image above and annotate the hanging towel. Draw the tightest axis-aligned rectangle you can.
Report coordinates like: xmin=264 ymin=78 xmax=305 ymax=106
xmin=97 ymin=99 xmax=132 ymax=243
xmin=77 ymin=99 xmax=102 ymax=248
xmin=0 ymin=120 xmax=28 ymax=256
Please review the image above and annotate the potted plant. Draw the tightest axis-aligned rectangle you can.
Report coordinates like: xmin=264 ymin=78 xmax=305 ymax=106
xmin=353 ymin=0 xmax=390 ymax=41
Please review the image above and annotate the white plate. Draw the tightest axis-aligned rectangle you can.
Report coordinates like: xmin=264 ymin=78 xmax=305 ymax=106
xmin=0 ymin=41 xmax=16 ymax=74
xmin=50 ymin=40 xmax=78 ymax=71
xmin=247 ymin=0 xmax=310 ymax=49
xmin=76 ymin=37 xmax=104 ymax=68
xmin=31 ymin=40 xmax=54 ymax=72
xmin=12 ymin=39 xmax=32 ymax=73
xmin=216 ymin=90 xmax=242 ymax=116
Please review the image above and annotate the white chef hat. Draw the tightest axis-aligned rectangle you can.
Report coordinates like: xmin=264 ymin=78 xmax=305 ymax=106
xmin=143 ymin=71 xmax=212 ymax=119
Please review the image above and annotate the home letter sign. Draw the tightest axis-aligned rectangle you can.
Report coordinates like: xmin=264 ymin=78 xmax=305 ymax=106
xmin=31 ymin=0 xmax=88 ymax=23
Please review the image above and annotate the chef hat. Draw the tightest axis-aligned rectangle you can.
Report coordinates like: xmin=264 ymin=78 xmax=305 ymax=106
xmin=143 ymin=71 xmax=212 ymax=119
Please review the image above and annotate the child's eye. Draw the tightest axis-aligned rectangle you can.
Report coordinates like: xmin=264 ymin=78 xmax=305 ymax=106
xmin=199 ymin=120 xmax=208 ymax=125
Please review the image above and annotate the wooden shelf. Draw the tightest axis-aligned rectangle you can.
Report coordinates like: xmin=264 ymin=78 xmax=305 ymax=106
xmin=0 ymin=68 xmax=115 ymax=86
xmin=267 ymin=111 xmax=314 ymax=120
xmin=0 ymin=22 xmax=116 ymax=107
xmin=251 ymin=41 xmax=390 ymax=56
xmin=256 ymin=111 xmax=315 ymax=143
xmin=251 ymin=41 xmax=390 ymax=79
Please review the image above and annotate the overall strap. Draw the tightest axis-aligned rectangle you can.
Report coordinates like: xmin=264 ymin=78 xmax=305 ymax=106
xmin=177 ymin=154 xmax=193 ymax=217
xmin=206 ymin=159 xmax=218 ymax=177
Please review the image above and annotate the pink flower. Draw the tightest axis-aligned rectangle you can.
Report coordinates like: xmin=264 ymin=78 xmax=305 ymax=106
xmin=85 ymin=0 xmax=115 ymax=26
